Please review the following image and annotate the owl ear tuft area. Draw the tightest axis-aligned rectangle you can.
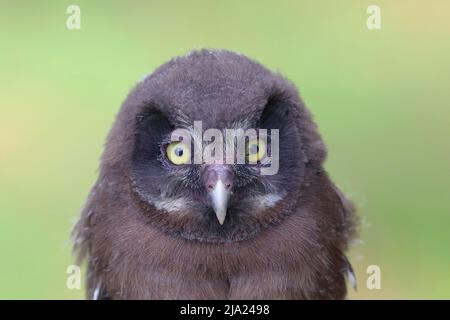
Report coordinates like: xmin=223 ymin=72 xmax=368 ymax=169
xmin=133 ymin=106 xmax=174 ymax=162
xmin=258 ymin=90 xmax=327 ymax=166
xmin=136 ymin=106 xmax=173 ymax=135
xmin=258 ymin=94 xmax=292 ymax=130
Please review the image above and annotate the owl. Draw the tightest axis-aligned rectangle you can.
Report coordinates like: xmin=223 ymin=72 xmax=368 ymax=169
xmin=73 ymin=49 xmax=357 ymax=300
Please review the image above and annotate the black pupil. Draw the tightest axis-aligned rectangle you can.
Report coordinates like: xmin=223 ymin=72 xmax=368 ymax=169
xmin=174 ymin=147 xmax=184 ymax=157
xmin=249 ymin=144 xmax=259 ymax=155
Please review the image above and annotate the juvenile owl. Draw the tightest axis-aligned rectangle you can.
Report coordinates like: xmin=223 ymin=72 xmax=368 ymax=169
xmin=73 ymin=49 xmax=357 ymax=300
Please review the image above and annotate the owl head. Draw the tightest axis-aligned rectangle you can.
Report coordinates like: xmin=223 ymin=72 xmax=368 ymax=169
xmin=100 ymin=50 xmax=326 ymax=243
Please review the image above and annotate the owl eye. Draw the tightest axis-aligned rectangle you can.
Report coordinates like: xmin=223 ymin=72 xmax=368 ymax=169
xmin=246 ymin=138 xmax=267 ymax=163
xmin=166 ymin=142 xmax=191 ymax=165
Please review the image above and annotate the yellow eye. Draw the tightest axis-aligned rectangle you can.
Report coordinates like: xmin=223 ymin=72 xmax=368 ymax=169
xmin=246 ymin=138 xmax=266 ymax=163
xmin=166 ymin=142 xmax=191 ymax=165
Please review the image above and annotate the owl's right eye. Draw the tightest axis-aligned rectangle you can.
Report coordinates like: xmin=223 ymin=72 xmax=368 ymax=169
xmin=246 ymin=138 xmax=267 ymax=163
xmin=166 ymin=142 xmax=191 ymax=165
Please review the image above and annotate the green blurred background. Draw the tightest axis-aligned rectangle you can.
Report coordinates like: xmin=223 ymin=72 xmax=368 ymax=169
xmin=1 ymin=0 xmax=449 ymax=299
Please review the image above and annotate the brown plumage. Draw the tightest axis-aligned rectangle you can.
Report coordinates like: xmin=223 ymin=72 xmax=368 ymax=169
xmin=73 ymin=49 xmax=357 ymax=299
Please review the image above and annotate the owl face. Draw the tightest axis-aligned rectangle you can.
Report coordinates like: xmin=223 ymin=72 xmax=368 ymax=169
xmin=113 ymin=50 xmax=321 ymax=242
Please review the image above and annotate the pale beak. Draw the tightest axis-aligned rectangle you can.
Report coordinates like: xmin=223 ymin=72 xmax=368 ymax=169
xmin=208 ymin=179 xmax=231 ymax=225
xmin=203 ymin=165 xmax=234 ymax=225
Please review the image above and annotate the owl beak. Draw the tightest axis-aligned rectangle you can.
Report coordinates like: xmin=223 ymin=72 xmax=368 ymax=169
xmin=209 ymin=180 xmax=231 ymax=225
xmin=203 ymin=165 xmax=233 ymax=225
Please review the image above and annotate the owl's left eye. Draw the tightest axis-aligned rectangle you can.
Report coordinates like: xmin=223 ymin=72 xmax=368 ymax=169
xmin=246 ymin=138 xmax=267 ymax=163
xmin=166 ymin=142 xmax=191 ymax=165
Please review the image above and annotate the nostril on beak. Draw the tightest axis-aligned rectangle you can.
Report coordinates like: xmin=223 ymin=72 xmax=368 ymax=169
xmin=202 ymin=165 xmax=234 ymax=225
xmin=202 ymin=165 xmax=234 ymax=193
